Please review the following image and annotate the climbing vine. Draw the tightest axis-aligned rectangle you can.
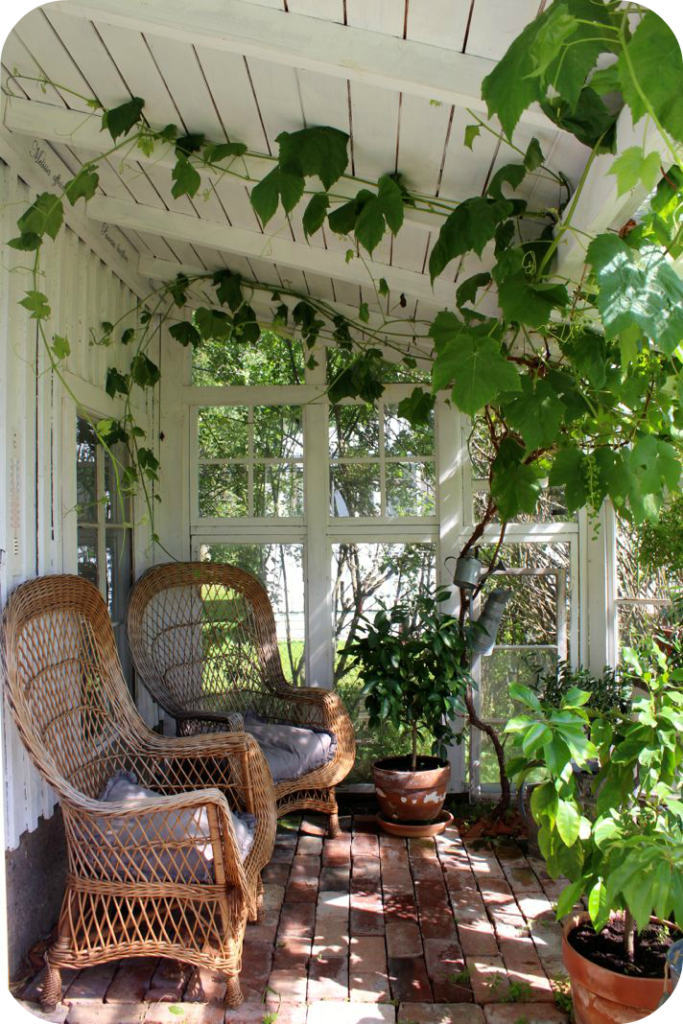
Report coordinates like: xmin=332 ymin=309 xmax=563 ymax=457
xmin=4 ymin=0 xmax=683 ymax=805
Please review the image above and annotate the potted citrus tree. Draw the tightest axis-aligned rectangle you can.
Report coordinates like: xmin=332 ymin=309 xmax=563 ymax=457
xmin=344 ymin=587 xmax=470 ymax=836
xmin=505 ymin=640 xmax=683 ymax=1022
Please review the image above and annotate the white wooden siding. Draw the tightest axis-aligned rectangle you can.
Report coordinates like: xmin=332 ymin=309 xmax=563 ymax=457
xmin=0 ymin=158 xmax=157 ymax=851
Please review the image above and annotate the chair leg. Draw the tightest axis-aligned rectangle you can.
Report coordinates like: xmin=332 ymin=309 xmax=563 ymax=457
xmin=224 ymin=974 xmax=243 ymax=1007
xmin=41 ymin=957 xmax=62 ymax=1010
xmin=248 ymin=879 xmax=264 ymax=923
xmin=327 ymin=789 xmax=341 ymax=838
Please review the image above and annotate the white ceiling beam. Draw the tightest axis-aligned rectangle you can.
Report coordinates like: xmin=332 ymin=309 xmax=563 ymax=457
xmin=2 ymin=97 xmax=458 ymax=232
xmin=86 ymin=194 xmax=455 ymax=307
xmin=50 ymin=0 xmax=555 ymax=131
xmin=555 ymin=107 xmax=677 ymax=281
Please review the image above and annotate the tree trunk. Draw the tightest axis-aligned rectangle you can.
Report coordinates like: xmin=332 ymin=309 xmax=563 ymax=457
xmin=464 ymin=685 xmax=511 ymax=817
xmin=623 ymin=909 xmax=636 ymax=962
xmin=411 ymin=721 xmax=418 ymax=771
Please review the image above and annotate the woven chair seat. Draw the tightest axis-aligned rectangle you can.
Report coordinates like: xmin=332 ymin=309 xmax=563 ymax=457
xmin=128 ymin=562 xmax=356 ymax=835
xmin=1 ymin=575 xmax=276 ymax=1010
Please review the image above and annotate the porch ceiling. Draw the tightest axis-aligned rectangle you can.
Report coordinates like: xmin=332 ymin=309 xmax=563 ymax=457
xmin=1 ymin=0 xmax=589 ymax=326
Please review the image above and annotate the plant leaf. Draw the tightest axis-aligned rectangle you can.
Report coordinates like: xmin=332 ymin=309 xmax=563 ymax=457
xmin=429 ymin=197 xmax=511 ymax=280
xmin=276 ymin=125 xmax=349 ymax=189
xmin=64 ymin=165 xmax=99 ymax=205
xmin=609 ymin=147 xmax=663 ymax=197
xmin=432 ymin=332 xmax=520 ymax=417
xmin=101 ymin=96 xmax=145 ymax=141
xmin=617 ymin=12 xmax=683 ymax=144
xmin=251 ymin=166 xmax=305 ymax=225
xmin=171 ymin=156 xmax=201 ymax=199
xmin=556 ymin=799 xmax=581 ymax=847
xmin=19 ymin=290 xmax=51 ymax=319
xmin=18 ymin=192 xmax=63 ymax=241
xmin=498 ymin=274 xmax=569 ymax=328
xmin=397 ymin=388 xmax=435 ymax=427
xmin=302 ymin=192 xmax=330 ymax=237
xmin=169 ymin=321 xmax=201 ymax=348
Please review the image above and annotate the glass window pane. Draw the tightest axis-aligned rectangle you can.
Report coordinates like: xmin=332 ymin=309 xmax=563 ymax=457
xmin=617 ymin=601 xmax=667 ymax=651
xmin=106 ymin=528 xmax=132 ymax=624
xmin=77 ymin=419 xmax=98 ymax=523
xmin=480 ymin=647 xmax=557 ymax=720
xmin=192 ymin=328 xmax=305 ymax=386
xmin=329 ymin=405 xmax=379 ymax=458
xmin=198 ymin=464 xmax=248 ymax=517
xmin=253 ymin=463 xmax=304 ymax=517
xmin=473 ymin=487 xmax=572 ymax=523
xmin=330 ymin=464 xmax=381 ymax=517
xmin=104 ymin=445 xmax=132 ymax=524
xmin=386 ymin=462 xmax=435 ymax=517
xmin=254 ymin=406 xmax=303 ymax=458
xmin=332 ymin=543 xmax=436 ymax=782
xmin=199 ymin=543 xmax=305 ymax=684
xmin=198 ymin=407 xmax=249 ymax=459
xmin=384 ymin=404 xmax=434 ymax=456
xmin=77 ymin=527 xmax=99 ymax=588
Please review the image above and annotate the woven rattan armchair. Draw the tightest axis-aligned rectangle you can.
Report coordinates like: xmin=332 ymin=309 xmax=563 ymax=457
xmin=128 ymin=562 xmax=355 ymax=837
xmin=1 ymin=575 xmax=276 ymax=1010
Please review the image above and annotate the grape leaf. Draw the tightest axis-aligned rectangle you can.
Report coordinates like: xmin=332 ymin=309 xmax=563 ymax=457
xmin=541 ymin=87 xmax=617 ymax=152
xmin=64 ymin=165 xmax=99 ymax=205
xmin=233 ymin=304 xmax=260 ymax=344
xmin=194 ymin=307 xmax=232 ymax=340
xmin=498 ymin=274 xmax=569 ymax=328
xmin=18 ymin=192 xmax=63 ymax=241
xmin=608 ymin=147 xmax=662 ymax=197
xmin=213 ymin=269 xmax=243 ymax=312
xmin=588 ymin=234 xmax=683 ymax=355
xmin=169 ymin=321 xmax=201 ymax=348
xmin=8 ymin=232 xmax=41 ymax=251
xmin=203 ymin=141 xmax=248 ymax=163
xmin=130 ymin=354 xmax=161 ymax=389
xmin=561 ymin=329 xmax=606 ymax=389
xmin=19 ymin=290 xmax=51 ymax=319
xmin=251 ymin=166 xmax=305 ymax=225
xmin=171 ymin=156 xmax=201 ymax=199
xmin=490 ymin=441 xmax=543 ymax=520
xmin=456 ymin=272 xmax=491 ymax=309
xmin=524 ymin=138 xmax=545 ymax=172
xmin=397 ymin=388 xmax=435 ymax=427
xmin=101 ymin=96 xmax=144 ymax=141
xmin=105 ymin=367 xmax=129 ymax=398
xmin=548 ymin=446 xmax=589 ymax=512
xmin=618 ymin=12 xmax=683 ymax=144
xmin=432 ymin=332 xmax=520 ymax=416
xmin=276 ymin=126 xmax=349 ymax=189
xmin=464 ymin=124 xmax=480 ymax=149
xmin=353 ymin=175 xmax=404 ymax=254
xmin=502 ymin=377 xmax=566 ymax=450
xmin=51 ymin=335 xmax=70 ymax=360
xmin=429 ymin=197 xmax=512 ymax=280
xmin=487 ymin=162 xmax=526 ymax=201
xmin=302 ymin=192 xmax=330 ymax=237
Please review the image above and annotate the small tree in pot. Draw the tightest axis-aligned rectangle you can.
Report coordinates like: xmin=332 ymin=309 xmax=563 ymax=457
xmin=505 ymin=640 xmax=683 ymax=1023
xmin=344 ymin=587 xmax=470 ymax=834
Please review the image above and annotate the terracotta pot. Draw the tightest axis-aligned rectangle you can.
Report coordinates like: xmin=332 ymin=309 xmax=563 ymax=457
xmin=562 ymin=912 xmax=676 ymax=1024
xmin=372 ymin=755 xmax=450 ymax=823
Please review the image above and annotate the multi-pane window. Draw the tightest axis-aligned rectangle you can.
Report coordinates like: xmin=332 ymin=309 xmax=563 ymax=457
xmin=615 ymin=518 xmax=678 ymax=652
xmin=76 ymin=416 xmax=133 ymax=686
xmin=329 ymin=401 xmax=435 ymax=518
xmin=197 ymin=405 xmax=304 ymax=519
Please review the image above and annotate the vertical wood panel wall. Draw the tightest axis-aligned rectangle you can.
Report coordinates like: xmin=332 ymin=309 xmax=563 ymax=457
xmin=0 ymin=157 xmax=157 ymax=851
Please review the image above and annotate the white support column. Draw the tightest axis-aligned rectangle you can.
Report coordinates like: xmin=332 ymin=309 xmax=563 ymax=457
xmin=582 ymin=502 xmax=614 ymax=675
xmin=303 ymin=347 xmax=333 ymax=688
xmin=436 ymin=396 xmax=467 ymax=792
xmin=156 ymin=320 xmax=192 ymax=562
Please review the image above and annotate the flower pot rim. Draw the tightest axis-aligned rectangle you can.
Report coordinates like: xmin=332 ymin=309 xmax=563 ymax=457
xmin=372 ymin=754 xmax=449 ymax=774
xmin=562 ymin=911 xmax=676 ymax=1000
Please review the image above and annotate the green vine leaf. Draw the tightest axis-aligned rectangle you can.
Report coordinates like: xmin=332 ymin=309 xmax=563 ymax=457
xmin=541 ymin=87 xmax=617 ymax=152
xmin=251 ymin=166 xmax=305 ymax=225
xmin=130 ymin=353 xmax=161 ymax=389
xmin=167 ymin=274 xmax=189 ymax=308
xmin=501 ymin=377 xmax=567 ymax=450
xmin=587 ymin=233 xmax=683 ymax=355
xmin=354 ymin=175 xmax=405 ymax=254
xmin=120 ymin=328 xmax=135 ymax=346
xmin=203 ymin=141 xmax=248 ymax=162
xmin=487 ymin=162 xmax=527 ymax=201
xmin=431 ymin=315 xmax=520 ymax=416
xmin=378 ymin=278 xmax=389 ymax=298
xmin=233 ymin=304 xmax=260 ymax=344
xmin=524 ymin=138 xmax=545 ymax=172
xmin=175 ymin=133 xmax=205 ymax=156
xmin=608 ymin=147 xmax=662 ymax=197
xmin=194 ymin=307 xmax=232 ymax=340
xmin=328 ymin=351 xmax=385 ymax=404
xmin=429 ymin=197 xmax=511 ymax=281
xmin=358 ymin=302 xmax=370 ymax=324
xmin=18 ymin=192 xmax=64 ymax=241
xmin=456 ymin=272 xmax=491 ymax=310
xmin=617 ymin=12 xmax=683 ymax=145
xmin=64 ymin=165 xmax=99 ymax=205
xmin=51 ymin=335 xmax=70 ymax=360
xmin=213 ymin=269 xmax=243 ymax=312
xmin=498 ymin=275 xmax=569 ymax=328
xmin=276 ymin=126 xmax=349 ymax=189
xmin=8 ymin=232 xmax=41 ymax=251
xmin=19 ymin=290 xmax=51 ymax=319
xmin=464 ymin=124 xmax=480 ymax=150
xmin=171 ymin=156 xmax=201 ymax=199
xmin=101 ymin=96 xmax=145 ymax=142
xmin=490 ymin=438 xmax=543 ymax=520
xmin=138 ymin=447 xmax=160 ymax=480
xmin=302 ymin=192 xmax=330 ymax=237
xmin=105 ymin=367 xmax=129 ymax=398
xmin=548 ymin=445 xmax=590 ymax=512
xmin=397 ymin=388 xmax=435 ymax=427
xmin=169 ymin=321 xmax=201 ymax=348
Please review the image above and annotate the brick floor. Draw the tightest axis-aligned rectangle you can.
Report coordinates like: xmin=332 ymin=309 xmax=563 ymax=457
xmin=17 ymin=815 xmax=571 ymax=1023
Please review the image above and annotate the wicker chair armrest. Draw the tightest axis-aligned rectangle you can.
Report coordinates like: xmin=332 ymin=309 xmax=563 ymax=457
xmin=265 ymin=686 xmax=350 ymax=732
xmin=66 ymin=788 xmax=251 ymax=898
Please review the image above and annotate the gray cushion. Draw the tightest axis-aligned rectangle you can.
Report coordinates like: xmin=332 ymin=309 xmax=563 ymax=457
xmin=96 ymin=771 xmax=255 ymax=881
xmin=244 ymin=712 xmax=337 ymax=784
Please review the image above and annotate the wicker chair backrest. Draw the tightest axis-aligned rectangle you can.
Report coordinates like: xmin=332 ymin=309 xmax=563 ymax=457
xmin=3 ymin=575 xmax=149 ymax=800
xmin=128 ymin=563 xmax=289 ymax=719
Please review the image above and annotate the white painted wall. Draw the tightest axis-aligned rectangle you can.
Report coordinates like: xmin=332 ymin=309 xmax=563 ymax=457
xmin=0 ymin=157 xmax=158 ymax=851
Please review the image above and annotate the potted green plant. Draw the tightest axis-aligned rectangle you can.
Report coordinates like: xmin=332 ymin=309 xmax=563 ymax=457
xmin=505 ymin=640 xmax=683 ymax=1023
xmin=344 ymin=587 xmax=469 ymax=836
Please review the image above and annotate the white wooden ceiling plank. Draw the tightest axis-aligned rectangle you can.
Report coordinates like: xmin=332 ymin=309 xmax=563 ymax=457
xmin=396 ymin=93 xmax=452 ymax=197
xmin=390 ymin=222 xmax=430 ymax=275
xmin=194 ymin=46 xmax=269 ymax=152
xmin=135 ymin=229 xmax=191 ymax=261
xmin=243 ymin=55 xmax=305 ymax=154
xmin=93 ymin=22 xmax=183 ymax=127
xmin=406 ymin=0 xmax=470 ymax=50
xmin=300 ymin=270 xmax=336 ymax=303
xmin=41 ymin=9 xmax=131 ymax=107
xmin=348 ymin=81 xmax=399 ymax=257
xmin=295 ymin=67 xmax=350 ymax=134
xmin=1 ymin=27 xmax=67 ymax=107
xmin=439 ymin=106 xmax=499 ymax=199
xmin=11 ymin=8 xmax=95 ymax=112
xmin=276 ymin=266 xmax=309 ymax=295
xmin=142 ymin=34 xmax=227 ymax=140
xmin=211 ymin=178 xmax=263 ymax=232
xmin=52 ymin=0 xmax=558 ymax=131
xmin=144 ymin=164 xmax=201 ymax=218
xmin=465 ymin=0 xmax=541 ymax=61
xmin=330 ymin=279 xmax=362 ymax=309
xmin=287 ymin=0 xmax=343 ymax=22
xmin=234 ymin=0 xmax=285 ymax=9
xmin=240 ymin=255 xmax=283 ymax=289
xmin=345 ymin=0 xmax=405 ymax=36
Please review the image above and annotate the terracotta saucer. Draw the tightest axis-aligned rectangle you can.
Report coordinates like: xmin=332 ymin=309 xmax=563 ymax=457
xmin=376 ymin=809 xmax=454 ymax=837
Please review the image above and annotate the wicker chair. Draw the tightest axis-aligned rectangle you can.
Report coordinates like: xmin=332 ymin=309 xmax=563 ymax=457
xmin=128 ymin=562 xmax=355 ymax=837
xmin=1 ymin=575 xmax=276 ymax=1009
